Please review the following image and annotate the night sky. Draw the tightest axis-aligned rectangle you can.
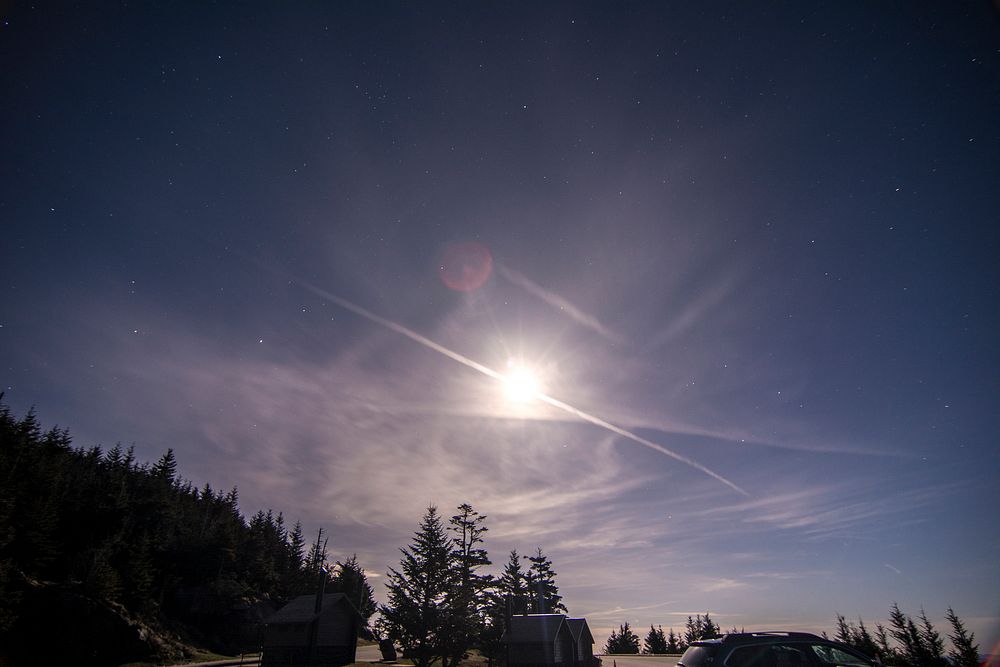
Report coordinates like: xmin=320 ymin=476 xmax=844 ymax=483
xmin=2 ymin=1 xmax=999 ymax=649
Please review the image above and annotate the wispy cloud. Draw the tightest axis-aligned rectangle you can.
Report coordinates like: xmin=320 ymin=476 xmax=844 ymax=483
xmin=497 ymin=263 xmax=624 ymax=345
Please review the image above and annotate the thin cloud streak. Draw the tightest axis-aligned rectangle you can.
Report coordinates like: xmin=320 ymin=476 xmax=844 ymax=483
xmin=497 ymin=264 xmax=624 ymax=345
xmin=296 ymin=280 xmax=748 ymax=496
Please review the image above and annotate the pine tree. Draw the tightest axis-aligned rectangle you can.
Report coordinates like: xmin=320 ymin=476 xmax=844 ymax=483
xmin=854 ymin=617 xmax=879 ymax=659
xmin=605 ymin=622 xmax=640 ymax=654
xmin=643 ymin=625 xmax=667 ymax=654
xmin=684 ymin=615 xmax=702 ymax=645
xmin=872 ymin=623 xmax=891 ymax=660
xmin=701 ymin=613 xmax=719 ymax=638
xmin=604 ymin=626 xmax=620 ymax=654
xmin=380 ymin=507 xmax=455 ymax=667
xmin=665 ymin=628 xmax=681 ymax=654
xmin=917 ymin=608 xmax=946 ymax=665
xmin=836 ymin=613 xmax=854 ymax=645
xmin=331 ymin=554 xmax=377 ymax=629
xmin=524 ymin=547 xmax=565 ymax=614
xmin=945 ymin=607 xmax=980 ymax=667
xmin=151 ymin=448 xmax=177 ymax=484
xmin=442 ymin=504 xmax=492 ymax=667
xmin=497 ymin=550 xmax=528 ymax=615
xmin=482 ymin=550 xmax=527 ymax=665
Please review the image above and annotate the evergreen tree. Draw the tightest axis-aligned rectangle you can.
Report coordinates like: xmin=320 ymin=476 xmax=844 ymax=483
xmin=665 ymin=628 xmax=681 ymax=653
xmin=380 ymin=507 xmax=455 ymax=667
xmin=701 ymin=613 xmax=719 ymax=638
xmin=643 ymin=625 xmax=667 ymax=654
xmin=604 ymin=626 xmax=620 ymax=654
xmin=497 ymin=550 xmax=528 ymax=615
xmin=524 ymin=547 xmax=565 ymax=614
xmin=888 ymin=603 xmax=935 ymax=666
xmin=481 ymin=550 xmax=527 ymax=666
xmin=945 ymin=607 xmax=980 ymax=667
xmin=917 ymin=608 xmax=946 ymax=665
xmin=442 ymin=504 xmax=492 ymax=667
xmin=151 ymin=449 xmax=177 ymax=484
xmin=331 ymin=554 xmax=377 ymax=625
xmin=684 ymin=615 xmax=702 ymax=645
xmin=835 ymin=614 xmax=854 ymax=645
xmin=874 ymin=623 xmax=895 ymax=664
xmin=605 ymin=622 xmax=640 ymax=654
xmin=854 ymin=618 xmax=879 ymax=659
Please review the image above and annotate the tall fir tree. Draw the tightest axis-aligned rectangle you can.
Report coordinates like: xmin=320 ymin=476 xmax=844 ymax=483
xmin=945 ymin=607 xmax=980 ymax=667
xmin=524 ymin=547 xmax=565 ymax=614
xmin=380 ymin=507 xmax=455 ymax=667
xmin=481 ymin=550 xmax=527 ymax=666
xmin=917 ymin=608 xmax=946 ymax=665
xmin=442 ymin=504 xmax=492 ymax=667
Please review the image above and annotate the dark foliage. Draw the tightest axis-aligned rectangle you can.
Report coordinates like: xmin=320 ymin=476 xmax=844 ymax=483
xmin=605 ymin=621 xmax=640 ymax=654
xmin=524 ymin=547 xmax=565 ymax=614
xmin=945 ymin=606 xmax=980 ymax=667
xmin=643 ymin=624 xmax=667 ymax=654
xmin=379 ymin=506 xmax=455 ymax=667
xmin=0 ymin=400 xmax=369 ymax=661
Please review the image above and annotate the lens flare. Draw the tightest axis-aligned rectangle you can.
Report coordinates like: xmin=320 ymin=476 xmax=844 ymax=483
xmin=503 ymin=365 xmax=541 ymax=403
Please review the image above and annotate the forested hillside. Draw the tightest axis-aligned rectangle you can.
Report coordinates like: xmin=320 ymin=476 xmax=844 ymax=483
xmin=0 ymin=398 xmax=373 ymax=665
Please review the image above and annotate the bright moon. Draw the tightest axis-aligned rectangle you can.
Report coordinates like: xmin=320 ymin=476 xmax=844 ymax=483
xmin=502 ymin=366 xmax=540 ymax=403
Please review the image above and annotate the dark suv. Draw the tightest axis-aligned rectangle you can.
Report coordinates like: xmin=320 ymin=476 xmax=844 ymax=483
xmin=678 ymin=632 xmax=878 ymax=667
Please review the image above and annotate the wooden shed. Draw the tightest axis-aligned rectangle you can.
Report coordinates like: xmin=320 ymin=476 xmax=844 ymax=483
xmin=503 ymin=614 xmax=576 ymax=667
xmin=565 ymin=618 xmax=596 ymax=667
xmin=261 ymin=592 xmax=360 ymax=667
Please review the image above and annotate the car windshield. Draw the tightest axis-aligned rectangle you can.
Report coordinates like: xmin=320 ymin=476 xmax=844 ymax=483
xmin=809 ymin=644 xmax=875 ymax=666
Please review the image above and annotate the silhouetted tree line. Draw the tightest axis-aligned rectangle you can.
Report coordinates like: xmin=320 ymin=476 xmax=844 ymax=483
xmin=832 ymin=604 xmax=980 ymax=667
xmin=377 ymin=505 xmax=564 ymax=667
xmin=0 ymin=400 xmax=375 ymax=656
xmin=608 ymin=605 xmax=980 ymax=665
xmin=605 ymin=614 xmax=718 ymax=654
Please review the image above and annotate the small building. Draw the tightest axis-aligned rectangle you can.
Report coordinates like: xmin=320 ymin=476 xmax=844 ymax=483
xmin=565 ymin=618 xmax=596 ymax=667
xmin=262 ymin=592 xmax=360 ymax=667
xmin=503 ymin=614 xmax=577 ymax=667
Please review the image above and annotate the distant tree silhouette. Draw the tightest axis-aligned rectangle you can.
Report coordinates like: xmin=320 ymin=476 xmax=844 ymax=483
xmin=605 ymin=622 xmax=640 ymax=654
xmin=643 ymin=624 xmax=667 ymax=653
xmin=701 ymin=613 xmax=719 ymax=638
xmin=665 ymin=627 xmax=681 ymax=653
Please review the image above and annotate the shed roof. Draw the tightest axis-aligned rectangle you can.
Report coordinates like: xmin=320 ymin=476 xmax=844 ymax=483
xmin=504 ymin=614 xmax=569 ymax=644
xmin=267 ymin=593 xmax=357 ymax=625
xmin=565 ymin=618 xmax=594 ymax=645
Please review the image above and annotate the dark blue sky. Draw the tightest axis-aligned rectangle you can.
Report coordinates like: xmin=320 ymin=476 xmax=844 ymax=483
xmin=2 ymin=1 xmax=998 ymax=648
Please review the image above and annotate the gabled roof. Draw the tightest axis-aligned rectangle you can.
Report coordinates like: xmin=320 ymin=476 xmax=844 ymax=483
xmin=565 ymin=618 xmax=594 ymax=645
xmin=503 ymin=614 xmax=569 ymax=644
xmin=267 ymin=593 xmax=358 ymax=625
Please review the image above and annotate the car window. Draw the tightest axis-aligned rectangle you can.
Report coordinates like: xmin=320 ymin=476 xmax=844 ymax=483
xmin=726 ymin=644 xmax=811 ymax=667
xmin=679 ymin=646 xmax=716 ymax=666
xmin=809 ymin=645 xmax=874 ymax=666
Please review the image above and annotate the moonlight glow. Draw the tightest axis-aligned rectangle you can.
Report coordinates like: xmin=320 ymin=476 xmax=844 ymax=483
xmin=502 ymin=365 xmax=541 ymax=403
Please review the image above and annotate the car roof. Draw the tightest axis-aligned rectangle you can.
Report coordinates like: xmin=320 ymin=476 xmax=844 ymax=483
xmin=691 ymin=631 xmax=826 ymax=646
